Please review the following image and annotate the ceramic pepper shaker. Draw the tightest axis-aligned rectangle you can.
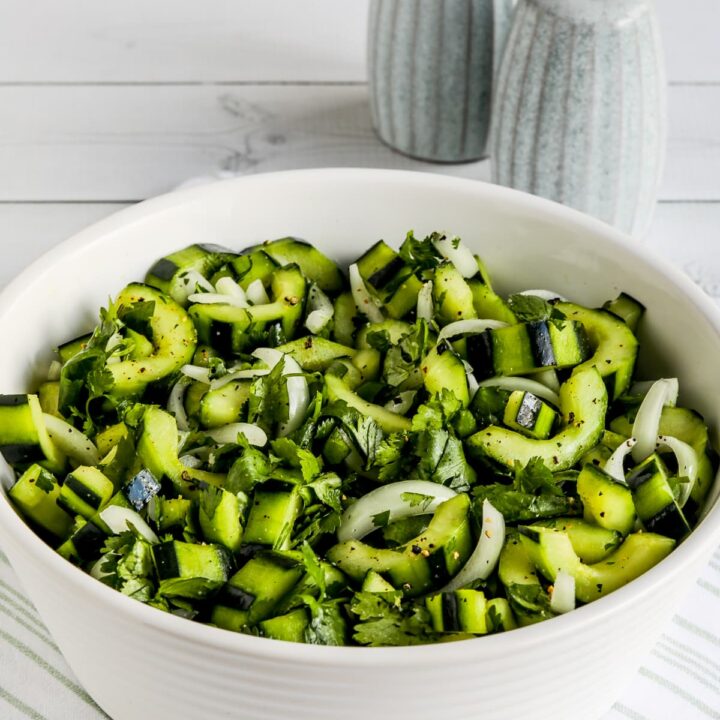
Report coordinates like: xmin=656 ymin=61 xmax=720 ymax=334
xmin=368 ymin=0 xmax=516 ymax=162
xmin=491 ymin=0 xmax=666 ymax=237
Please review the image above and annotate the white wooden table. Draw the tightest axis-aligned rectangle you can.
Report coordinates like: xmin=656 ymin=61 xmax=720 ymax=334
xmin=0 ymin=2 xmax=719 ymax=719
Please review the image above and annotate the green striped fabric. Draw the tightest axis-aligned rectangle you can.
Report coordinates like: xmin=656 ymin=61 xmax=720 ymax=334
xmin=0 ymin=544 xmax=718 ymax=719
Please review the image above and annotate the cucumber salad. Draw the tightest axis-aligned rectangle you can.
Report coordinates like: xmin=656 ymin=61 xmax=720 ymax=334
xmin=1 ymin=233 xmax=715 ymax=645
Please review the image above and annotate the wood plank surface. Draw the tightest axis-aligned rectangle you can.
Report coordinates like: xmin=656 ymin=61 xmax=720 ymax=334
xmin=0 ymin=0 xmax=714 ymax=83
xmin=0 ymin=83 xmax=716 ymax=202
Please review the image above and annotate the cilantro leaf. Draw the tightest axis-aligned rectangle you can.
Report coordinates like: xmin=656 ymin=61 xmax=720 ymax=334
xmin=300 ymin=541 xmax=326 ymax=598
xmin=323 ymin=401 xmax=383 ymax=467
xmin=371 ymin=510 xmax=391 ymax=529
xmin=307 ymin=472 xmax=343 ymax=513
xmin=383 ymin=320 xmax=430 ymax=388
xmin=350 ymin=591 xmax=436 ymax=647
xmin=271 ymin=437 xmax=321 ymax=482
xmin=33 ymin=469 xmax=56 ymax=494
xmin=472 ymin=457 xmax=575 ymax=522
xmin=507 ymin=294 xmax=566 ymax=330
xmin=505 ymin=583 xmax=554 ymax=621
xmin=398 ymin=230 xmax=442 ymax=272
xmin=412 ymin=389 xmax=464 ymax=432
xmin=226 ymin=438 xmax=273 ymax=494
xmin=400 ymin=491 xmax=434 ymax=510
xmin=116 ymin=299 xmax=155 ymax=336
xmin=374 ymin=432 xmax=413 ymax=482
xmin=415 ymin=429 xmax=475 ymax=492
xmin=247 ymin=357 xmax=290 ymax=432
xmin=302 ymin=596 xmax=347 ymax=646
xmin=513 ymin=457 xmax=564 ymax=496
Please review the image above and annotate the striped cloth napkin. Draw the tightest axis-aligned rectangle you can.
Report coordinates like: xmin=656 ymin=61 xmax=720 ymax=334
xmin=0 ymin=543 xmax=717 ymax=719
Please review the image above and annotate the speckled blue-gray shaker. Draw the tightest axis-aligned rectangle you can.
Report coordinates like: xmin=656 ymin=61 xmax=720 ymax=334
xmin=368 ymin=0 xmax=516 ymax=162
xmin=491 ymin=0 xmax=666 ymax=237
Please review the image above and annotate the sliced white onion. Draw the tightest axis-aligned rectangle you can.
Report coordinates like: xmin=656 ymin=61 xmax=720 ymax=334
xmin=187 ymin=292 xmax=248 ymax=308
xmin=47 ymin=360 xmax=62 ymax=381
xmin=532 ymin=368 xmax=561 ymax=394
xmin=656 ymin=434 xmax=699 ymax=508
xmin=604 ymin=437 xmax=637 ymax=483
xmin=631 ymin=378 xmax=679 ymax=463
xmin=204 ymin=422 xmax=268 ymax=447
xmin=416 ymin=281 xmax=434 ymax=322
xmin=179 ymin=454 xmax=204 ymax=469
xmin=466 ymin=368 xmax=480 ymax=400
xmin=209 ymin=366 xmax=270 ymax=391
xmin=383 ymin=390 xmax=416 ymax=415
xmin=246 ymin=279 xmax=270 ymax=305
xmin=337 ymin=480 xmax=457 ymax=543
xmin=477 ymin=377 xmax=560 ymax=408
xmin=550 ymin=570 xmax=576 ymax=614
xmin=0 ymin=451 xmax=16 ymax=492
xmin=167 ymin=376 xmax=191 ymax=432
xmin=42 ymin=413 xmax=99 ymax=466
xmin=306 ymin=309 xmax=334 ymax=335
xmin=305 ymin=283 xmax=334 ymax=334
xmin=99 ymin=505 xmax=159 ymax=544
xmin=214 ymin=276 xmax=249 ymax=305
xmin=171 ymin=269 xmax=214 ymax=304
xmin=180 ymin=364 xmax=211 ymax=384
xmin=348 ymin=263 xmax=384 ymax=323
xmin=442 ymin=499 xmax=505 ymax=591
xmin=516 ymin=288 xmax=568 ymax=302
xmin=437 ymin=318 xmax=508 ymax=343
xmin=432 ymin=234 xmax=478 ymax=279
xmin=252 ymin=347 xmax=309 ymax=436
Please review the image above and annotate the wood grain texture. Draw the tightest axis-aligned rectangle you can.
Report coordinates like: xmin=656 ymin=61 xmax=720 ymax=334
xmin=0 ymin=83 xmax=716 ymax=202
xmin=0 ymin=0 xmax=714 ymax=83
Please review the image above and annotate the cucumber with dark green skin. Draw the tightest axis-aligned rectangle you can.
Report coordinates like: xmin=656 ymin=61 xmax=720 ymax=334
xmin=577 ymin=463 xmax=636 ymax=535
xmin=556 ymin=302 xmax=638 ymax=400
xmin=153 ymin=540 xmax=232 ymax=599
xmin=275 ymin=336 xmax=355 ymax=371
xmin=198 ymin=380 xmax=251 ymax=428
xmin=57 ymin=519 xmax=106 ymax=564
xmin=101 ymin=283 xmax=197 ymax=399
xmin=58 ymin=466 xmax=115 ymax=519
xmin=519 ymin=526 xmax=675 ymax=603
xmin=145 ymin=243 xmax=238 ymax=304
xmin=433 ymin=261 xmax=477 ymax=324
xmin=626 ymin=453 xmax=690 ymax=539
xmin=327 ymin=494 xmax=473 ymax=597
xmin=426 ymin=589 xmax=488 ymax=634
xmin=243 ymin=483 xmax=303 ymax=550
xmin=467 ymin=367 xmax=607 ymax=472
xmin=212 ymin=250 xmax=279 ymax=290
xmin=610 ymin=406 xmax=715 ymax=516
xmin=529 ymin=518 xmax=622 ymax=564
xmin=466 ymin=320 xmax=591 ymax=379
xmin=503 ymin=390 xmax=558 ymax=440
xmin=9 ymin=464 xmax=73 ymax=538
xmin=211 ymin=551 xmax=304 ymax=631
xmin=189 ymin=265 xmax=306 ymax=354
xmin=0 ymin=394 xmax=42 ymax=464
xmin=355 ymin=240 xmax=422 ymax=319
xmin=259 ymin=608 xmax=309 ymax=643
xmin=603 ymin=292 xmax=645 ymax=333
xmin=252 ymin=237 xmax=345 ymax=294
xmin=421 ymin=344 xmax=469 ymax=407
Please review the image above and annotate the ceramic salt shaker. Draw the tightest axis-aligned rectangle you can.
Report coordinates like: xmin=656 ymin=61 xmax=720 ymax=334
xmin=368 ymin=0 xmax=516 ymax=162
xmin=491 ymin=0 xmax=666 ymax=237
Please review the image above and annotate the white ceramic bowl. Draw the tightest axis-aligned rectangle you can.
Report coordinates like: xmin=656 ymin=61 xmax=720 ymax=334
xmin=0 ymin=169 xmax=718 ymax=720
